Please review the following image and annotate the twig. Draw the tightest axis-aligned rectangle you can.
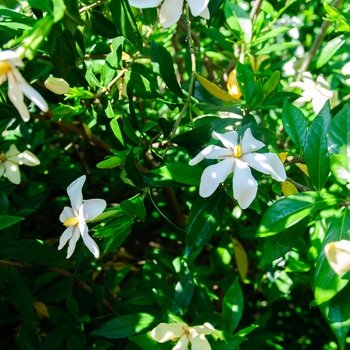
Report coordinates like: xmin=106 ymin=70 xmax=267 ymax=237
xmin=79 ymin=0 xmax=109 ymax=13
xmin=250 ymin=0 xmax=264 ymax=21
xmin=286 ymin=177 xmax=311 ymax=192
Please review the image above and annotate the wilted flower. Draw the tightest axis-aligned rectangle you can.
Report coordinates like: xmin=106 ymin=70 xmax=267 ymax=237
xmin=59 ymin=175 xmax=106 ymax=259
xmin=44 ymin=77 xmax=70 ymax=95
xmin=151 ymin=322 xmax=220 ymax=350
xmin=0 ymin=50 xmax=48 ymax=122
xmin=290 ymin=72 xmax=337 ymax=114
xmin=0 ymin=144 xmax=40 ymax=184
xmin=128 ymin=0 xmax=209 ymax=28
xmin=189 ymin=128 xmax=286 ymax=209
xmin=325 ymin=240 xmax=350 ymax=276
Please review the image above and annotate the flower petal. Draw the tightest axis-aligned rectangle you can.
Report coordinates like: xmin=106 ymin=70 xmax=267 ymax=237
xmin=192 ymin=322 xmax=218 ymax=336
xmin=59 ymin=206 xmax=75 ymax=223
xmin=199 ymin=158 xmax=234 ymax=197
xmin=187 ymin=0 xmax=209 ymax=16
xmin=159 ymin=0 xmax=183 ymax=28
xmin=81 ymin=199 xmax=107 ymax=221
xmin=325 ymin=240 xmax=350 ymax=276
xmin=151 ymin=322 xmax=187 ymax=342
xmin=190 ymin=333 xmax=211 ymax=350
xmin=173 ymin=334 xmax=190 ymax=350
xmin=212 ymin=130 xmax=238 ymax=150
xmin=242 ymin=153 xmax=286 ymax=181
xmin=4 ymin=161 xmax=20 ymax=184
xmin=6 ymin=144 xmax=20 ymax=158
xmin=233 ymin=160 xmax=258 ymax=209
xmin=17 ymin=150 xmax=40 ymax=166
xmin=241 ymin=128 xmax=265 ymax=154
xmin=0 ymin=50 xmax=24 ymax=67
xmin=58 ymin=225 xmax=74 ymax=250
xmin=199 ymin=6 xmax=210 ymax=19
xmin=67 ymin=175 xmax=85 ymax=211
xmin=189 ymin=145 xmax=232 ymax=165
xmin=128 ymin=0 xmax=162 ymax=8
xmin=312 ymin=91 xmax=328 ymax=114
xmin=66 ymin=225 xmax=81 ymax=258
xmin=80 ymin=220 xmax=100 ymax=258
xmin=0 ymin=164 xmax=5 ymax=179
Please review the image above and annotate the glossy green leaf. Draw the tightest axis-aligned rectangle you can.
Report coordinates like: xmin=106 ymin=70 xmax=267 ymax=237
xmin=258 ymin=216 xmax=310 ymax=267
xmin=281 ymin=101 xmax=307 ymax=153
xmin=130 ymin=332 xmax=171 ymax=350
xmin=0 ymin=215 xmax=24 ymax=230
xmin=236 ymin=62 xmax=255 ymax=107
xmin=224 ymin=2 xmax=252 ymax=42
xmin=120 ymin=193 xmax=146 ymax=221
xmin=102 ymin=50 xmax=121 ymax=86
xmin=110 ymin=116 xmax=124 ymax=146
xmin=90 ymin=9 xmax=120 ymax=38
xmin=124 ymin=70 xmax=160 ymax=99
xmin=256 ymin=192 xmax=341 ymax=237
xmin=185 ymin=190 xmax=226 ymax=257
xmin=305 ymin=100 xmax=331 ymax=189
xmin=93 ymin=214 xmax=134 ymax=238
xmin=314 ymin=208 xmax=350 ymax=304
xmin=124 ymin=149 xmax=144 ymax=188
xmin=314 ymin=35 xmax=346 ymax=69
xmin=330 ymin=154 xmax=350 ymax=185
xmin=328 ymin=103 xmax=350 ymax=157
xmin=151 ymin=41 xmax=183 ymax=98
xmin=172 ymin=124 xmax=212 ymax=147
xmin=173 ymin=272 xmax=195 ymax=312
xmin=263 ymin=71 xmax=280 ymax=96
xmin=222 ymin=278 xmax=244 ymax=333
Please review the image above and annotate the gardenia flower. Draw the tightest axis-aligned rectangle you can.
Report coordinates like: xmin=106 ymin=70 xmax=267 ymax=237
xmin=128 ymin=0 xmax=210 ymax=28
xmin=151 ymin=322 xmax=220 ymax=350
xmin=290 ymin=72 xmax=337 ymax=114
xmin=59 ymin=175 xmax=106 ymax=259
xmin=0 ymin=144 xmax=40 ymax=184
xmin=325 ymin=240 xmax=350 ymax=276
xmin=189 ymin=128 xmax=286 ymax=209
xmin=0 ymin=50 xmax=48 ymax=122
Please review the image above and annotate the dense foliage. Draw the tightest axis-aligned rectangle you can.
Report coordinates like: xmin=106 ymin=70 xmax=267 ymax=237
xmin=0 ymin=0 xmax=350 ymax=349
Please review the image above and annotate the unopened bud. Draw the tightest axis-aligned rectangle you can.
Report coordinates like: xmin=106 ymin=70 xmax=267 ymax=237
xmin=45 ymin=77 xmax=69 ymax=95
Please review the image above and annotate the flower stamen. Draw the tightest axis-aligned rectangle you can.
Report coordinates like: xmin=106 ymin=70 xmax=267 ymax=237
xmin=234 ymin=144 xmax=242 ymax=158
xmin=63 ymin=216 xmax=79 ymax=227
xmin=0 ymin=61 xmax=12 ymax=77
xmin=0 ymin=154 xmax=6 ymax=161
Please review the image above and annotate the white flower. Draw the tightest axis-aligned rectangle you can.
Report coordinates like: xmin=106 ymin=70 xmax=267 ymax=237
xmin=290 ymin=72 xmax=338 ymax=114
xmin=325 ymin=240 xmax=350 ymax=276
xmin=341 ymin=62 xmax=350 ymax=86
xmin=128 ymin=0 xmax=210 ymax=28
xmin=44 ymin=77 xmax=69 ymax=95
xmin=0 ymin=144 xmax=40 ymax=184
xmin=151 ymin=322 xmax=220 ymax=350
xmin=189 ymin=128 xmax=286 ymax=209
xmin=59 ymin=175 xmax=106 ymax=259
xmin=0 ymin=50 xmax=48 ymax=122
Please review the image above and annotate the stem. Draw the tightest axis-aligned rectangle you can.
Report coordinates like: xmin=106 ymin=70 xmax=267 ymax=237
xmin=79 ymin=0 xmax=109 ymax=13
xmin=286 ymin=177 xmax=311 ymax=192
xmin=297 ymin=0 xmax=343 ymax=79
xmin=250 ymin=0 xmax=264 ymax=21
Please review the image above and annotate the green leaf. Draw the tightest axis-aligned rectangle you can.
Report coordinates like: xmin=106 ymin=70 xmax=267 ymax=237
xmin=110 ymin=116 xmax=125 ymax=146
xmin=281 ymin=101 xmax=307 ymax=153
xmin=66 ymin=296 xmax=79 ymax=317
xmin=185 ymin=190 xmax=226 ymax=257
xmin=263 ymin=71 xmax=280 ymax=96
xmin=314 ymin=35 xmax=346 ymax=69
xmin=173 ymin=272 xmax=195 ymax=312
xmin=93 ymin=214 xmax=134 ymax=238
xmin=90 ymin=9 xmax=120 ymax=38
xmin=151 ymin=41 xmax=183 ymax=98
xmin=130 ymin=332 xmax=172 ymax=350
xmin=314 ymin=208 xmax=350 ymax=304
xmin=328 ymin=103 xmax=350 ymax=157
xmin=305 ymin=100 xmax=331 ymax=189
xmin=8 ymin=266 xmax=37 ymax=330
xmin=0 ymin=215 xmax=24 ymax=230
xmin=224 ymin=2 xmax=252 ymax=42
xmin=124 ymin=70 xmax=160 ymax=99
xmin=222 ymin=278 xmax=244 ymax=333
xmin=92 ymin=313 xmax=160 ymax=338
xmin=120 ymin=193 xmax=146 ymax=221
xmin=124 ymin=149 xmax=144 ymax=188
xmin=330 ymin=154 xmax=350 ymax=185
xmin=172 ymin=124 xmax=212 ymax=147
xmin=256 ymin=192 xmax=341 ymax=237
xmin=102 ymin=50 xmax=122 ymax=86
xmin=0 ymin=239 xmax=66 ymax=266
xmin=236 ymin=62 xmax=255 ymax=107
xmin=151 ymin=163 xmax=203 ymax=186
xmin=258 ymin=216 xmax=310 ymax=267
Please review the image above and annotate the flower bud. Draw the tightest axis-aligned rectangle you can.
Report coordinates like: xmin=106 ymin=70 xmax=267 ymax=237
xmin=45 ymin=77 xmax=69 ymax=95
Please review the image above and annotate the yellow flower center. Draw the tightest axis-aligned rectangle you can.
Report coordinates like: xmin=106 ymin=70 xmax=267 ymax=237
xmin=63 ymin=216 xmax=79 ymax=227
xmin=0 ymin=61 xmax=12 ymax=76
xmin=234 ymin=144 xmax=242 ymax=158
xmin=0 ymin=154 xmax=6 ymax=162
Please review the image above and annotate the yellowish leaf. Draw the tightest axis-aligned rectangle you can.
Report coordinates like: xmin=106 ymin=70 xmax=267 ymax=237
xmin=296 ymin=163 xmax=309 ymax=176
xmin=122 ymin=52 xmax=130 ymax=60
xmin=82 ymin=123 xmax=92 ymax=139
xmin=232 ymin=238 xmax=248 ymax=281
xmin=281 ymin=181 xmax=298 ymax=196
xmin=34 ymin=301 xmax=49 ymax=319
xmin=195 ymin=73 xmax=239 ymax=102
xmin=279 ymin=152 xmax=288 ymax=164
xmin=227 ymin=70 xmax=242 ymax=99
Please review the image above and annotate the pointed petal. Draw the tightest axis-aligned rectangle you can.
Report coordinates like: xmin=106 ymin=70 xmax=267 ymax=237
xmin=173 ymin=334 xmax=190 ymax=350
xmin=199 ymin=6 xmax=210 ymax=19
xmin=159 ymin=0 xmax=183 ymax=28
xmin=241 ymin=128 xmax=265 ymax=154
xmin=311 ymin=91 xmax=328 ymax=114
xmin=151 ymin=323 xmax=187 ymax=342
xmin=59 ymin=206 xmax=75 ymax=223
xmin=17 ymin=150 xmax=40 ymax=166
xmin=199 ymin=158 xmax=234 ymax=197
xmin=243 ymin=153 xmax=286 ymax=181
xmin=128 ymin=0 xmax=162 ymax=8
xmin=58 ymin=225 xmax=74 ymax=250
xmin=0 ymin=50 xmax=24 ymax=67
xmin=81 ymin=199 xmax=107 ymax=221
xmin=5 ymin=161 xmax=20 ymax=184
xmin=316 ymin=75 xmax=330 ymax=89
xmin=187 ymin=0 xmax=209 ymax=16
xmin=212 ymin=130 xmax=238 ymax=150
xmin=233 ymin=160 xmax=258 ymax=209
xmin=189 ymin=145 xmax=232 ymax=165
xmin=66 ymin=225 xmax=81 ymax=258
xmin=190 ymin=333 xmax=211 ymax=350
xmin=325 ymin=240 xmax=350 ymax=276
xmin=67 ymin=175 xmax=85 ymax=211
xmin=192 ymin=322 xmax=217 ymax=335
xmin=6 ymin=144 xmax=20 ymax=158
xmin=80 ymin=222 xmax=100 ymax=258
